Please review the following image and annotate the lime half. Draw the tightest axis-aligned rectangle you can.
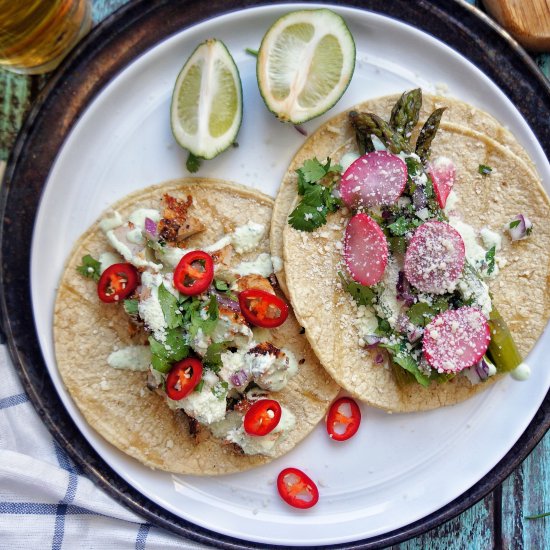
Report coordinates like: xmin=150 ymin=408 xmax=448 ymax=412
xmin=171 ymin=39 xmax=242 ymax=162
xmin=257 ymin=9 xmax=355 ymax=124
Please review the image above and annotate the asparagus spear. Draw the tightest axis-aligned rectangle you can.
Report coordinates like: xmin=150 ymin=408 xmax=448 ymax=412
xmin=487 ymin=306 xmax=523 ymax=372
xmin=348 ymin=110 xmax=375 ymax=155
xmin=349 ymin=111 xmax=411 ymax=155
xmin=390 ymin=88 xmax=422 ymax=139
xmin=415 ymin=107 xmax=446 ymax=162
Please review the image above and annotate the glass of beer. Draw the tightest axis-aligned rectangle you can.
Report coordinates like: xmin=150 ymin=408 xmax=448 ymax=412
xmin=0 ymin=0 xmax=92 ymax=75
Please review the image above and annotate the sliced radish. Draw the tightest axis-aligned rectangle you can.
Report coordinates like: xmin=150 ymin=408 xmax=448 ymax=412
xmin=422 ymin=307 xmax=491 ymax=373
xmin=429 ymin=156 xmax=456 ymax=209
xmin=344 ymin=213 xmax=388 ymax=286
xmin=340 ymin=151 xmax=407 ymax=208
xmin=404 ymin=221 xmax=465 ymax=294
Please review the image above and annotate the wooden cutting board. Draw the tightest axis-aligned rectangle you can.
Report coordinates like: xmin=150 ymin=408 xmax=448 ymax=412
xmin=483 ymin=0 xmax=550 ymax=51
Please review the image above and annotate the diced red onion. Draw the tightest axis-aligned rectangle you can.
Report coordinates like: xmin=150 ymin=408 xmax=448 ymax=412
xmin=374 ymin=352 xmax=385 ymax=364
xmin=407 ymin=326 xmax=423 ymax=343
xmin=214 ymin=291 xmax=241 ymax=312
xmin=144 ymin=217 xmax=157 ymax=239
xmin=364 ymin=334 xmax=381 ymax=346
xmin=397 ymin=271 xmax=415 ymax=306
xmin=475 ymin=358 xmax=491 ymax=381
xmin=412 ymin=187 xmax=427 ymax=210
xmin=230 ymin=369 xmax=248 ymax=387
xmin=294 ymin=124 xmax=308 ymax=136
xmin=507 ymin=214 xmax=533 ymax=241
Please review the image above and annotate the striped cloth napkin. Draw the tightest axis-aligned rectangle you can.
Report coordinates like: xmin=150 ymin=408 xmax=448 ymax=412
xmin=0 ymin=160 xmax=207 ymax=548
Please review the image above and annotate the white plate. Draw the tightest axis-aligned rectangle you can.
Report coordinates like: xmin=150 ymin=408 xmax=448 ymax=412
xmin=31 ymin=3 xmax=550 ymax=546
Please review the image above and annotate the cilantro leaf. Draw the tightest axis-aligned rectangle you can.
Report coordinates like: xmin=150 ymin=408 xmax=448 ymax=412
xmin=123 ymin=299 xmax=139 ymax=317
xmin=186 ymin=152 xmax=201 ymax=173
xmin=406 ymin=302 xmax=437 ymax=326
xmin=76 ymin=254 xmax=101 ymax=281
xmin=338 ymin=272 xmax=375 ymax=306
xmin=485 ymin=245 xmax=496 ymax=275
xmin=149 ymin=329 xmax=189 ymax=373
xmin=388 ymin=216 xmax=416 ymax=236
xmin=158 ymin=284 xmax=184 ymax=329
xmin=380 ymin=342 xmax=430 ymax=387
xmin=289 ymin=158 xmax=342 ymax=231
xmin=478 ymin=164 xmax=492 ymax=175
xmin=203 ymin=341 xmax=230 ymax=373
xmin=509 ymin=219 xmax=521 ymax=229
xmin=211 ymin=380 xmax=229 ymax=400
xmin=214 ymin=279 xmax=230 ymax=291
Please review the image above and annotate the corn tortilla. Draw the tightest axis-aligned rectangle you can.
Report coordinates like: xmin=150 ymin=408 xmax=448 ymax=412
xmin=54 ymin=178 xmax=339 ymax=474
xmin=277 ymin=97 xmax=550 ymax=412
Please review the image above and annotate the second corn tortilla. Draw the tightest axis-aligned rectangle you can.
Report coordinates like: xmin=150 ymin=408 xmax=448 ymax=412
xmin=277 ymin=96 xmax=550 ymax=412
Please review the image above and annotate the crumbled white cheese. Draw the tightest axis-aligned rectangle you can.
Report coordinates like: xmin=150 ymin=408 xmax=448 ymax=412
xmin=235 ymin=253 xmax=274 ymax=278
xmin=373 ymin=257 xmax=402 ymax=329
xmin=354 ymin=305 xmax=379 ymax=345
xmin=170 ymin=372 xmax=226 ymax=425
xmin=138 ymin=272 xmax=167 ymax=341
xmin=245 ymin=347 xmax=298 ymax=391
xmin=225 ymin=406 xmax=296 ymax=457
xmin=444 ymin=190 xmax=459 ymax=213
xmin=271 ymin=255 xmax=283 ymax=273
xmin=231 ymin=221 xmax=266 ymax=254
xmin=107 ymin=346 xmax=152 ymax=371
xmin=456 ymin=268 xmax=492 ymax=318
xmin=480 ymin=227 xmax=502 ymax=252
xmin=99 ymin=211 xmax=123 ymax=232
xmin=99 ymin=251 xmax=122 ymax=273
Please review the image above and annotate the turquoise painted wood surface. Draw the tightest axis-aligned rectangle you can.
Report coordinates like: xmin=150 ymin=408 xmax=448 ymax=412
xmin=0 ymin=0 xmax=548 ymax=547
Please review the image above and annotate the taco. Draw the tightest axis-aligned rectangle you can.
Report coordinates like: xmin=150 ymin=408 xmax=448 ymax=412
xmin=54 ymin=178 xmax=339 ymax=475
xmin=277 ymin=90 xmax=550 ymax=412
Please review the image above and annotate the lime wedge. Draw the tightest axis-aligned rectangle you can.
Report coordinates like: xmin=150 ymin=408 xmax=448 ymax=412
xmin=256 ymin=9 xmax=355 ymax=124
xmin=171 ymin=39 xmax=242 ymax=165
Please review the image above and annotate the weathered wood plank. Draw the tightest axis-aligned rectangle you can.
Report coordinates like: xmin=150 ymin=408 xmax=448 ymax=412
xmin=502 ymin=435 xmax=550 ymax=549
xmin=394 ymin=494 xmax=496 ymax=549
xmin=0 ymin=71 xmax=33 ymax=162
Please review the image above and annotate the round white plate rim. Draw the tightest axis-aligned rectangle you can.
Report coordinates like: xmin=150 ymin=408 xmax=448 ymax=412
xmin=30 ymin=3 xmax=550 ymax=546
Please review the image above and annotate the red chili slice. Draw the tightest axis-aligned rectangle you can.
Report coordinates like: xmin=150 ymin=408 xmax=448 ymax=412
xmin=238 ymin=289 xmax=289 ymax=328
xmin=173 ymin=250 xmax=214 ymax=295
xmin=429 ymin=156 xmax=456 ymax=209
xmin=326 ymin=397 xmax=361 ymax=441
xmin=344 ymin=213 xmax=388 ymax=286
xmin=243 ymin=399 xmax=282 ymax=436
xmin=404 ymin=221 xmax=465 ymax=294
xmin=422 ymin=307 xmax=491 ymax=373
xmin=277 ymin=468 xmax=319 ymax=509
xmin=165 ymin=358 xmax=203 ymax=400
xmin=340 ymin=151 xmax=407 ymax=208
xmin=97 ymin=263 xmax=138 ymax=303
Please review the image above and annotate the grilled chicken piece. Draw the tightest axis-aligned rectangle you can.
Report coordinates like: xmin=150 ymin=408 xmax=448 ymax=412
xmin=158 ymin=194 xmax=205 ymax=244
xmin=233 ymin=274 xmax=275 ymax=295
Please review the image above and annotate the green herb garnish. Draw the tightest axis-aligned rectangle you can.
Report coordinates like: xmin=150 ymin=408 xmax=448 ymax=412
xmin=338 ymin=272 xmax=375 ymax=306
xmin=149 ymin=330 xmax=189 ymax=373
xmin=485 ymin=245 xmax=496 ymax=275
xmin=406 ymin=302 xmax=437 ymax=327
xmin=76 ymin=254 xmax=101 ymax=281
xmin=509 ymin=219 xmax=521 ymax=229
xmin=211 ymin=380 xmax=229 ymax=400
xmin=245 ymin=48 xmax=258 ymax=56
xmin=288 ymin=158 xmax=342 ymax=231
xmin=203 ymin=341 xmax=230 ymax=373
xmin=123 ymin=299 xmax=139 ymax=317
xmin=478 ymin=164 xmax=492 ymax=175
xmin=186 ymin=152 xmax=202 ymax=173
xmin=214 ymin=279 xmax=230 ymax=291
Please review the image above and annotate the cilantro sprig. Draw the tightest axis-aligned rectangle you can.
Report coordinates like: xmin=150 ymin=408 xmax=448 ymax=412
xmin=76 ymin=254 xmax=101 ymax=281
xmin=485 ymin=245 xmax=496 ymax=275
xmin=288 ymin=158 xmax=342 ymax=232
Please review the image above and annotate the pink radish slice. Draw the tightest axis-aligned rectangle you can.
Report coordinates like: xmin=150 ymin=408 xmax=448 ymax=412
xmin=344 ymin=213 xmax=388 ymax=286
xmin=404 ymin=221 xmax=465 ymax=294
xmin=340 ymin=151 xmax=408 ymax=208
xmin=429 ymin=156 xmax=456 ymax=209
xmin=423 ymin=307 xmax=490 ymax=373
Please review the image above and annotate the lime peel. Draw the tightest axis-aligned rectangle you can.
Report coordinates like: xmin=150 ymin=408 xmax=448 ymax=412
xmin=170 ymin=39 xmax=243 ymax=162
xmin=257 ymin=9 xmax=355 ymax=124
